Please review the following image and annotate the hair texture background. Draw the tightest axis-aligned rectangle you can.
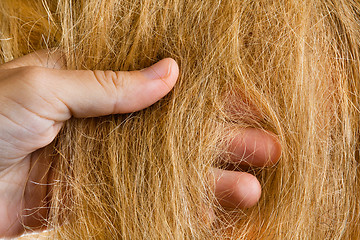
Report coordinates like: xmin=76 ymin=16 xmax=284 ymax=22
xmin=2 ymin=0 xmax=360 ymax=239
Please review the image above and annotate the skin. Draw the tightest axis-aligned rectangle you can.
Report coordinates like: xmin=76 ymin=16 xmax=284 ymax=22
xmin=0 ymin=51 xmax=281 ymax=238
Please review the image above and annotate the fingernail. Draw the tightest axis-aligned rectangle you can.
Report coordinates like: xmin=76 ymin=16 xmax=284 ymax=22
xmin=141 ymin=59 xmax=171 ymax=80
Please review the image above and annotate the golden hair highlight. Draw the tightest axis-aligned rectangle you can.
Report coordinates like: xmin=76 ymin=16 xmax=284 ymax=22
xmin=2 ymin=0 xmax=360 ymax=239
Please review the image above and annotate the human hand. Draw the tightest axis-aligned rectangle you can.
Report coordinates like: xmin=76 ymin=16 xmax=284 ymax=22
xmin=213 ymin=128 xmax=281 ymax=209
xmin=0 ymin=51 xmax=280 ymax=238
xmin=0 ymin=50 xmax=179 ymax=237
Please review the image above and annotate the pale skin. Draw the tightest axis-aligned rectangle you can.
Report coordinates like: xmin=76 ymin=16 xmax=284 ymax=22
xmin=0 ymin=51 xmax=281 ymax=238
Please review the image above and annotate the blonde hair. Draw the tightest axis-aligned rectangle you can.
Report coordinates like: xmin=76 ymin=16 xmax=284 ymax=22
xmin=2 ymin=0 xmax=360 ymax=239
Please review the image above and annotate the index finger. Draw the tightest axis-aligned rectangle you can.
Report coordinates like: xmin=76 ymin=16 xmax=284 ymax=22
xmin=227 ymin=128 xmax=282 ymax=167
xmin=0 ymin=49 xmax=65 ymax=70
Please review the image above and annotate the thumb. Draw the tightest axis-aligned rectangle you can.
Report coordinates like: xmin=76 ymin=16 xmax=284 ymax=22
xmin=49 ymin=58 xmax=179 ymax=119
xmin=3 ymin=58 xmax=179 ymax=121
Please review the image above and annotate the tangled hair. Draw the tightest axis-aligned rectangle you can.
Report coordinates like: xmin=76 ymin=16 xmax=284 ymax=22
xmin=2 ymin=0 xmax=360 ymax=239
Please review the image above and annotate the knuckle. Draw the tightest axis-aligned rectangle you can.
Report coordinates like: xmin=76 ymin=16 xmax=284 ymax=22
xmin=93 ymin=70 xmax=123 ymax=91
xmin=92 ymin=70 xmax=127 ymax=110
xmin=17 ymin=66 xmax=47 ymax=85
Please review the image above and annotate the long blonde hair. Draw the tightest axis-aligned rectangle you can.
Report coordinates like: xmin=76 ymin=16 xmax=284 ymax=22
xmin=2 ymin=0 xmax=360 ymax=239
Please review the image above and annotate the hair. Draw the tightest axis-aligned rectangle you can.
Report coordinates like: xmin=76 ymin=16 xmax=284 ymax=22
xmin=2 ymin=0 xmax=360 ymax=239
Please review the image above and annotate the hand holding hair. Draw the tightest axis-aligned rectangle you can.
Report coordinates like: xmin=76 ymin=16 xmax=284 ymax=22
xmin=0 ymin=51 xmax=280 ymax=237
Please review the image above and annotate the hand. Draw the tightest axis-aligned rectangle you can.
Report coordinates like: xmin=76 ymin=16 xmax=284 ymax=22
xmin=0 ymin=50 xmax=179 ymax=237
xmin=0 ymin=51 xmax=280 ymax=238
xmin=213 ymin=128 xmax=281 ymax=209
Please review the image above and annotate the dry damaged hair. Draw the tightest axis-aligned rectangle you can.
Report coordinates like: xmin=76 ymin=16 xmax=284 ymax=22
xmin=2 ymin=0 xmax=360 ymax=239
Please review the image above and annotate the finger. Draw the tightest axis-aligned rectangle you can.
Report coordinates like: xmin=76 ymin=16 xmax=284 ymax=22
xmin=4 ymin=58 xmax=179 ymax=121
xmin=0 ymin=49 xmax=65 ymax=70
xmin=227 ymin=128 xmax=281 ymax=167
xmin=212 ymin=168 xmax=261 ymax=209
xmin=52 ymin=58 xmax=179 ymax=118
xmin=23 ymin=150 xmax=50 ymax=232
